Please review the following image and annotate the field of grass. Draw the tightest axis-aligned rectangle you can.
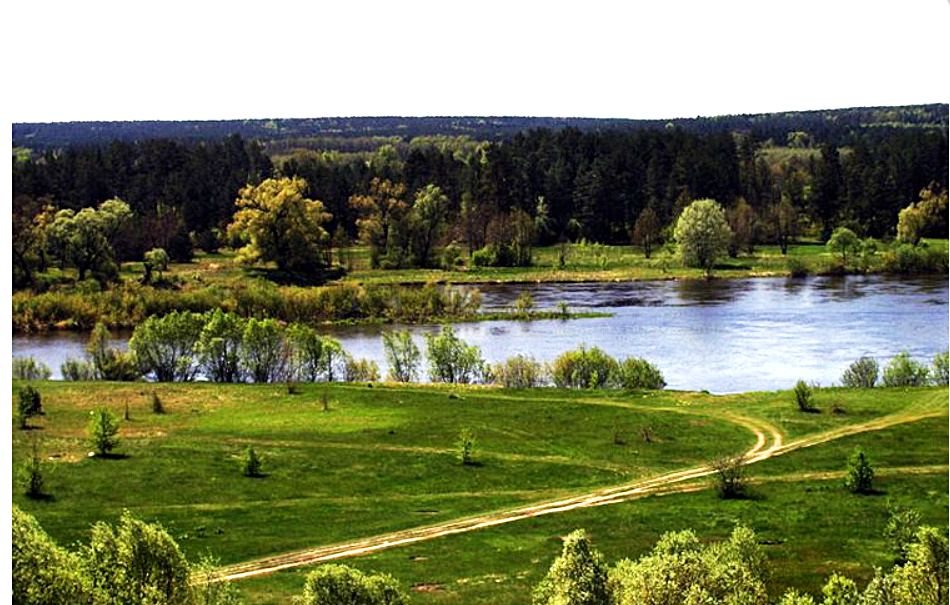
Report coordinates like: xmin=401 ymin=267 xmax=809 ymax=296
xmin=11 ymin=381 xmax=947 ymax=603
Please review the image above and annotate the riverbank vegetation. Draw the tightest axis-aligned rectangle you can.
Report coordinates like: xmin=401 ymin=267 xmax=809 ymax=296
xmin=10 ymin=381 xmax=947 ymax=604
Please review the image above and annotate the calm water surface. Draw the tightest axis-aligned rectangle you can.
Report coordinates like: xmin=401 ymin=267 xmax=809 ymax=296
xmin=13 ymin=275 xmax=948 ymax=393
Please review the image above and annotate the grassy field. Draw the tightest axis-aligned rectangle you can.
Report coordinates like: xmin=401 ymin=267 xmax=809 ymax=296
xmin=11 ymin=381 xmax=947 ymax=603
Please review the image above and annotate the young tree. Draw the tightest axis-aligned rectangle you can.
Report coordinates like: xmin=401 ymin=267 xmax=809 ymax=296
xmin=17 ymin=385 xmax=44 ymax=429
xmin=533 ymin=529 xmax=611 ymax=605
xmin=297 ymin=564 xmax=407 ymax=605
xmin=827 ymin=227 xmax=862 ymax=267
xmin=550 ymin=346 xmax=618 ymax=389
xmin=197 ymin=309 xmax=246 ymax=383
xmin=87 ymin=408 xmax=120 ymax=456
xmin=349 ymin=178 xmax=410 ymax=269
xmin=241 ymin=317 xmax=289 ymax=383
xmin=408 ymin=183 xmax=449 ymax=268
xmin=424 ymin=326 xmax=485 ymax=384
xmin=141 ymin=247 xmax=169 ymax=284
xmin=87 ymin=321 xmax=140 ymax=381
xmin=765 ymin=197 xmax=799 ymax=255
xmin=931 ymin=351 xmax=948 ymax=386
xmin=882 ymin=351 xmax=930 ymax=387
xmin=12 ymin=356 xmax=52 ymax=380
xmin=631 ymin=207 xmax=662 ymax=258
xmin=20 ymin=439 xmax=46 ymax=499
xmin=794 ymin=379 xmax=816 ymax=412
xmin=456 ymin=428 xmax=476 ymax=465
xmin=492 ymin=354 xmax=548 ymax=388
xmin=845 ymin=447 xmax=874 ymax=494
xmin=712 ymin=453 xmax=748 ymax=499
xmin=883 ymin=503 xmax=922 ymax=564
xmin=241 ymin=445 xmax=263 ymax=477
xmin=129 ymin=311 xmax=204 ymax=382
xmin=841 ymin=356 xmax=879 ymax=388
xmin=727 ymin=198 xmax=759 ymax=256
xmin=227 ymin=176 xmax=333 ymax=274
xmin=673 ymin=199 xmax=733 ymax=276
xmin=382 ymin=330 xmax=422 ymax=383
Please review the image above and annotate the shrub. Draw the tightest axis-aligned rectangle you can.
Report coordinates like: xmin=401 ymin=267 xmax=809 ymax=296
xmin=241 ymin=317 xmax=290 ymax=383
xmin=932 ymin=350 xmax=949 ymax=386
xmin=881 ymin=351 xmax=930 ymax=387
xmin=884 ymin=503 xmax=922 ymax=564
xmin=241 ymin=446 xmax=263 ymax=477
xmin=297 ymin=564 xmax=407 ymax=605
xmin=344 ymin=356 xmax=380 ymax=382
xmin=17 ymin=385 xmax=43 ymax=429
xmin=845 ymin=447 xmax=874 ymax=494
xmin=20 ymin=440 xmax=46 ymax=499
xmin=786 ymin=257 xmax=808 ymax=278
xmin=826 ymin=227 xmax=862 ymax=267
xmin=441 ymin=242 xmax=462 ymax=270
xmin=424 ymin=326 xmax=485 ymax=384
xmin=87 ymin=321 xmax=141 ymax=381
xmin=794 ymin=380 xmax=816 ymax=412
xmin=841 ymin=356 xmax=879 ymax=388
xmin=12 ymin=357 xmax=51 ymax=380
xmin=87 ymin=409 xmax=120 ymax=456
xmin=492 ymin=355 xmax=548 ymax=388
xmin=129 ymin=311 xmax=203 ymax=382
xmin=616 ymin=357 xmax=666 ymax=390
xmin=514 ymin=291 xmax=535 ymax=315
xmin=61 ymin=358 xmax=96 ymax=381
xmin=534 ymin=529 xmax=611 ymax=605
xmin=712 ymin=453 xmax=748 ymax=499
xmin=471 ymin=246 xmax=493 ymax=267
xmin=551 ymin=346 xmax=618 ymax=389
xmin=457 ymin=428 xmax=476 ymax=465
xmin=880 ymin=242 xmax=949 ymax=274
xmin=13 ymin=506 xmax=89 ymax=604
xmin=150 ymin=391 xmax=165 ymax=414
xmin=196 ymin=309 xmax=246 ymax=383
xmin=382 ymin=330 xmax=421 ymax=382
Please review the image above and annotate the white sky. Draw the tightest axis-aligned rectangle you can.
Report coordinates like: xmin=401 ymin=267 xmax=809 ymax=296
xmin=4 ymin=0 xmax=949 ymax=123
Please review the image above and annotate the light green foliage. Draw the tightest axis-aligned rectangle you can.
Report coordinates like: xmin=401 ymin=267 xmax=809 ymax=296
xmin=550 ymin=346 xmax=619 ymax=389
xmin=408 ymin=183 xmax=449 ymax=267
xmin=12 ymin=505 xmax=90 ymax=604
xmin=609 ymin=526 xmax=768 ymax=605
xmin=861 ymin=526 xmax=949 ymax=605
xmin=296 ymin=564 xmax=407 ymax=605
xmin=897 ymin=186 xmax=948 ymax=246
xmin=87 ymin=408 xmax=120 ymax=456
xmin=191 ymin=556 xmax=244 ymax=605
xmin=143 ymin=247 xmax=170 ymax=282
xmin=776 ymin=590 xmax=815 ymax=605
xmin=227 ymin=176 xmax=332 ymax=274
xmin=673 ymin=199 xmax=733 ymax=274
xmin=883 ymin=503 xmax=921 ymax=564
xmin=13 ymin=356 xmax=52 ymax=380
xmin=61 ymin=357 xmax=97 ymax=381
xmin=456 ymin=428 xmax=476 ymax=465
xmin=931 ymin=351 xmax=949 ymax=386
xmin=87 ymin=321 xmax=140 ymax=381
xmin=344 ymin=356 xmax=380 ymax=382
xmin=534 ymin=529 xmax=612 ymax=605
xmin=197 ymin=309 xmax=247 ymax=383
xmin=844 ymin=447 xmax=874 ymax=494
xmin=241 ymin=445 xmax=263 ymax=477
xmin=841 ymin=356 xmax=878 ymax=388
xmin=514 ymin=290 xmax=535 ymax=315
xmin=881 ymin=351 xmax=930 ymax=387
xmin=349 ymin=178 xmax=410 ymax=269
xmin=381 ymin=330 xmax=421 ymax=382
xmin=241 ymin=318 xmax=289 ymax=383
xmin=821 ymin=573 xmax=859 ymax=605
xmin=47 ymin=199 xmax=131 ymax=282
xmin=826 ymin=227 xmax=861 ymax=267
xmin=794 ymin=380 xmax=815 ymax=412
xmin=492 ymin=354 xmax=548 ymax=388
xmin=616 ymin=357 xmax=666 ymax=390
xmin=17 ymin=385 xmax=44 ymax=428
xmin=130 ymin=311 xmax=204 ymax=382
xmin=424 ymin=326 xmax=485 ymax=384
xmin=82 ymin=510 xmax=192 ymax=605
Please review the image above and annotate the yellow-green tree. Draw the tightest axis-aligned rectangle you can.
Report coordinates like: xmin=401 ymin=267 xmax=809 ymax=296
xmin=227 ymin=176 xmax=332 ymax=274
xmin=349 ymin=178 xmax=410 ymax=269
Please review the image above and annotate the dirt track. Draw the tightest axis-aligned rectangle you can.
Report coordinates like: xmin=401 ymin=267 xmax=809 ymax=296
xmin=211 ymin=399 xmax=945 ymax=582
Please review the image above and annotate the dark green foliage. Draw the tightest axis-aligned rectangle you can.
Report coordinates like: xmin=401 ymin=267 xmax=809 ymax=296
xmin=17 ymin=385 xmax=44 ymax=428
xmin=841 ymin=356 xmax=879 ymax=388
xmin=241 ymin=445 xmax=263 ymax=477
xmin=550 ymin=346 xmax=619 ymax=389
xmin=533 ymin=529 xmax=612 ymax=605
xmin=150 ymin=391 xmax=165 ymax=414
xmin=20 ymin=439 xmax=46 ymax=499
xmin=87 ymin=409 xmax=120 ymax=456
xmin=297 ymin=564 xmax=407 ymax=605
xmin=882 ymin=352 xmax=930 ymax=387
xmin=845 ymin=447 xmax=874 ymax=494
xmin=794 ymin=380 xmax=816 ymax=412
xmin=615 ymin=357 xmax=666 ymax=390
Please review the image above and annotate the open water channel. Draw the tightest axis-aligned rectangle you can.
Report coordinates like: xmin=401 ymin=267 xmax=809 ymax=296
xmin=12 ymin=275 xmax=948 ymax=393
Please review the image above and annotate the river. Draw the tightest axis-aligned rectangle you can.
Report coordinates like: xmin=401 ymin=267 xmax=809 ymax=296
xmin=12 ymin=275 xmax=949 ymax=393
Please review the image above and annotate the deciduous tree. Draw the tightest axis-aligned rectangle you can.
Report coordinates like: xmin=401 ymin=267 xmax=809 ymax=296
xmin=673 ymin=199 xmax=733 ymax=275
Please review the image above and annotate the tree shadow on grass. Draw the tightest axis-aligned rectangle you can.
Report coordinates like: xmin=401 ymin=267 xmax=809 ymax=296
xmin=92 ymin=452 xmax=130 ymax=461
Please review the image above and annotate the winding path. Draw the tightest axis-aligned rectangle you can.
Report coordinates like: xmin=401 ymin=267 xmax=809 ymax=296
xmin=210 ymin=398 xmax=944 ymax=582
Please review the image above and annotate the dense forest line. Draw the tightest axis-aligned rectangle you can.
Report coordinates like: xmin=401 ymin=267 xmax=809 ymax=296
xmin=13 ymin=104 xmax=948 ymax=151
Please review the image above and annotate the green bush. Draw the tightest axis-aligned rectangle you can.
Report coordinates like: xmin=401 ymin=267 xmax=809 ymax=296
xmin=841 ymin=356 xmax=879 ymax=388
xmin=492 ymin=355 xmax=548 ymax=388
xmin=344 ymin=356 xmax=380 ymax=382
xmin=794 ymin=380 xmax=816 ymax=412
xmin=87 ymin=408 xmax=120 ymax=456
xmin=382 ymin=330 xmax=421 ymax=383
xmin=932 ymin=351 xmax=949 ymax=386
xmin=241 ymin=445 xmax=263 ymax=477
xmin=17 ymin=386 xmax=43 ymax=429
xmin=424 ymin=326 xmax=485 ymax=384
xmin=61 ymin=358 xmax=96 ymax=381
xmin=19 ymin=441 xmax=46 ymax=499
xmin=551 ymin=346 xmax=619 ymax=389
xmin=881 ymin=351 xmax=930 ymax=387
xmin=845 ymin=447 xmax=874 ymax=494
xmin=457 ymin=428 xmax=476 ymax=466
xmin=297 ymin=563 xmax=407 ymax=605
xmin=880 ymin=242 xmax=949 ymax=274
xmin=12 ymin=357 xmax=51 ymax=380
xmin=616 ymin=357 xmax=666 ymax=390
xmin=534 ymin=529 xmax=611 ymax=605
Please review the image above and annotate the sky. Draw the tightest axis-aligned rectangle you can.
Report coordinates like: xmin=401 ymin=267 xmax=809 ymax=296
xmin=4 ymin=0 xmax=949 ymax=123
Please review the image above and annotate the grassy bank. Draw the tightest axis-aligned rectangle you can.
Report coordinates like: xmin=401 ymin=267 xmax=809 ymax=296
xmin=11 ymin=381 xmax=947 ymax=603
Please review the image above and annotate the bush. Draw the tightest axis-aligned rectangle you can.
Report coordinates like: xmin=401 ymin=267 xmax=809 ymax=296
xmin=12 ymin=357 xmax=51 ymax=380
xmin=514 ymin=291 xmax=535 ymax=315
xmin=17 ymin=386 xmax=43 ymax=429
xmin=534 ymin=529 xmax=611 ymax=605
xmin=841 ymin=356 xmax=879 ymax=388
xmin=457 ymin=428 xmax=476 ymax=465
xmin=712 ymin=454 xmax=748 ymax=499
xmin=492 ymin=355 xmax=548 ymax=388
xmin=845 ymin=447 xmax=874 ymax=494
xmin=786 ymin=257 xmax=809 ymax=278
xmin=883 ymin=503 xmax=921 ymax=563
xmin=551 ymin=346 xmax=619 ymax=389
xmin=297 ymin=564 xmax=407 ymax=605
xmin=881 ymin=351 xmax=930 ymax=387
xmin=424 ymin=326 xmax=485 ymax=384
xmin=880 ymin=242 xmax=949 ymax=274
xmin=61 ymin=358 xmax=96 ymax=381
xmin=150 ymin=391 xmax=165 ymax=414
xmin=616 ymin=357 xmax=666 ymax=390
xmin=441 ymin=242 xmax=462 ymax=270
xmin=87 ymin=409 xmax=120 ymax=456
xmin=932 ymin=351 xmax=949 ymax=386
xmin=241 ymin=445 xmax=263 ymax=477
xmin=794 ymin=380 xmax=816 ymax=412
xmin=382 ymin=330 xmax=421 ymax=382
xmin=13 ymin=505 xmax=89 ymax=604
xmin=19 ymin=440 xmax=46 ymax=499
xmin=344 ymin=356 xmax=380 ymax=382
xmin=129 ymin=311 xmax=203 ymax=382
xmin=87 ymin=321 xmax=141 ymax=381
